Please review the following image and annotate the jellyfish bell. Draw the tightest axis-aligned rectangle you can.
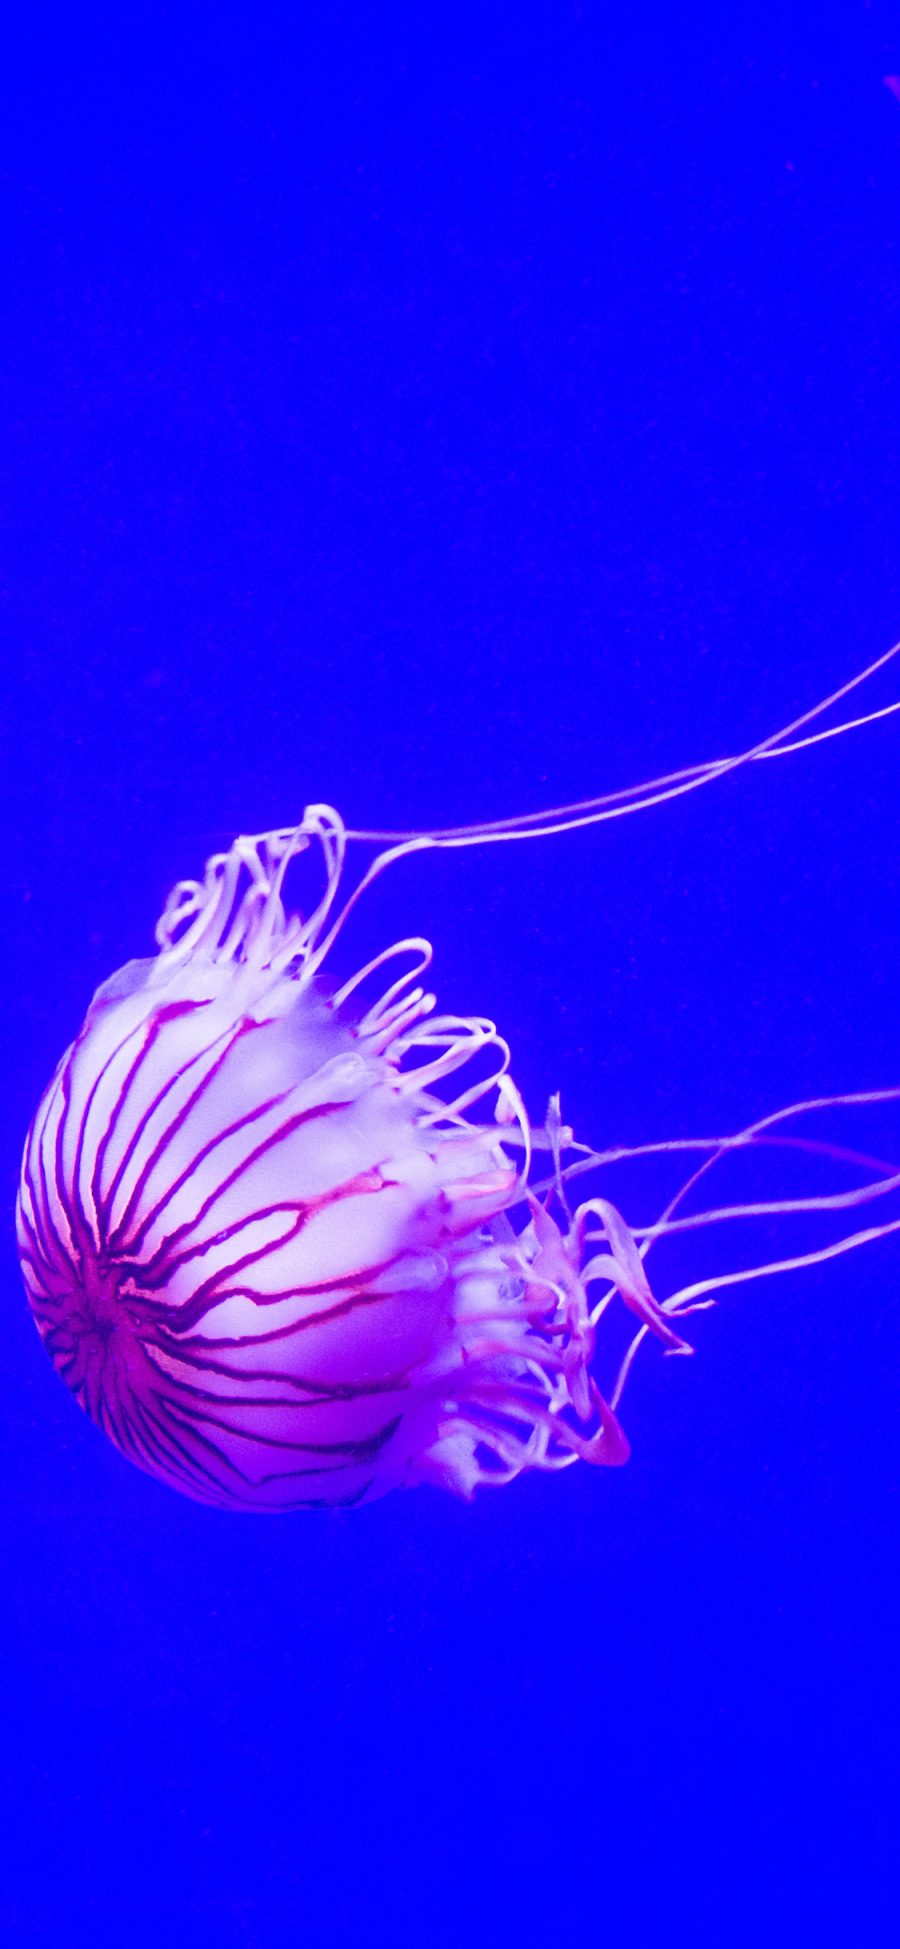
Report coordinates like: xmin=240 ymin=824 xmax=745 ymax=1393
xmin=16 ymin=649 xmax=900 ymax=1510
xmin=17 ymin=810 xmax=666 ymax=1509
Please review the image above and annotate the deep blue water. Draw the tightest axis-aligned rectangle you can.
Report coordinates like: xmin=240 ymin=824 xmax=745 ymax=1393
xmin=1 ymin=11 xmax=899 ymax=1946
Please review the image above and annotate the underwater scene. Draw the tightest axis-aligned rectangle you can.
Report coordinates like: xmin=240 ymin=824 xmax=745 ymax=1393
xmin=2 ymin=10 xmax=898 ymax=1946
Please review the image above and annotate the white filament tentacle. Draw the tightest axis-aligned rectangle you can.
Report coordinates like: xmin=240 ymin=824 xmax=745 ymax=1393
xmin=343 ymin=639 xmax=900 ymax=847
xmin=332 ymin=938 xmax=433 ymax=1014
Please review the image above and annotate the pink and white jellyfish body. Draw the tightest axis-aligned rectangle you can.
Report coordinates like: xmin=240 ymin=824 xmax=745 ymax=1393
xmin=17 ymin=812 xmax=683 ymax=1508
xmin=15 ymin=651 xmax=900 ymax=1509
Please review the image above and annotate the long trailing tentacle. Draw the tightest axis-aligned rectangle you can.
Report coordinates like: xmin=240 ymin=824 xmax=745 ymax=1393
xmin=562 ymin=1087 xmax=900 ymax=1412
xmin=157 ymin=645 xmax=900 ymax=1011
xmin=342 ymin=638 xmax=900 ymax=845
xmin=242 ymin=640 xmax=900 ymax=1012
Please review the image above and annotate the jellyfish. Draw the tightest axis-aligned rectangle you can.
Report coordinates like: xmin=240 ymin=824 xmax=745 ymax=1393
xmin=16 ymin=648 xmax=900 ymax=1509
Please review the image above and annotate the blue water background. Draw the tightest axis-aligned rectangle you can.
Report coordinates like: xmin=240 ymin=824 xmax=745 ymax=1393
xmin=1 ymin=11 xmax=898 ymax=1945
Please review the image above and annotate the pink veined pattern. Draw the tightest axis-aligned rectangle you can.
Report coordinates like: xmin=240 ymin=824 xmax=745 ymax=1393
xmin=18 ymin=810 xmax=692 ymax=1509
